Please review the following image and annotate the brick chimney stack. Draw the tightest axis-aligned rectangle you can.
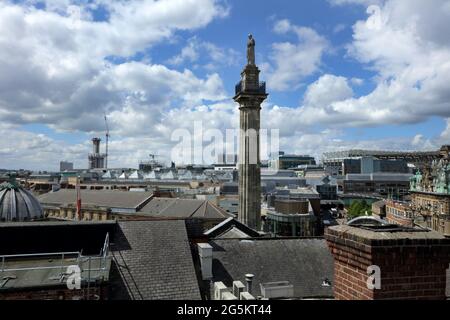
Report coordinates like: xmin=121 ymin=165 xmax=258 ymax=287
xmin=325 ymin=225 xmax=450 ymax=300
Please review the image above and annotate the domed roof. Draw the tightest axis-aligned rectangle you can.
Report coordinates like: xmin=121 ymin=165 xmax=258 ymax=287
xmin=0 ymin=180 xmax=44 ymax=222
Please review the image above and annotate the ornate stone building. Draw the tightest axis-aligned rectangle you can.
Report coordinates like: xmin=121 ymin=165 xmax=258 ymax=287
xmin=385 ymin=200 xmax=414 ymax=227
xmin=410 ymin=159 xmax=450 ymax=236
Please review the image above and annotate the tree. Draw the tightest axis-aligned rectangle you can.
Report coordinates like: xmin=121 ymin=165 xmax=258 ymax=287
xmin=347 ymin=200 xmax=372 ymax=219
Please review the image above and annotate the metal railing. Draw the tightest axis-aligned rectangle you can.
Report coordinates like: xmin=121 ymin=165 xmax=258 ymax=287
xmin=235 ymin=81 xmax=266 ymax=95
xmin=1 ymin=251 xmax=79 ymax=273
xmin=0 ymin=252 xmax=110 ymax=277
xmin=0 ymin=233 xmax=111 ymax=286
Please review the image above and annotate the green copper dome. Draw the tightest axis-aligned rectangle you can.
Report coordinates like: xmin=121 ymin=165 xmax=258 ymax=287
xmin=0 ymin=179 xmax=43 ymax=222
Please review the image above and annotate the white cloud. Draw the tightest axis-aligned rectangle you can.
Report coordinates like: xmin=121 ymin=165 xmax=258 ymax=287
xmin=167 ymin=37 xmax=200 ymax=65
xmin=293 ymin=0 xmax=450 ymax=127
xmin=0 ymin=0 xmax=228 ymax=135
xmin=273 ymin=19 xmax=292 ymax=34
xmin=265 ymin=19 xmax=329 ymax=91
xmin=1 ymin=0 xmax=449 ymax=171
xmin=333 ymin=23 xmax=346 ymax=34
xmin=328 ymin=0 xmax=385 ymax=7
xmin=0 ymin=0 xmax=233 ymax=170
xmin=440 ymin=118 xmax=450 ymax=140
xmin=168 ymin=36 xmax=240 ymax=70
xmin=2 ymin=106 xmax=447 ymax=171
xmin=411 ymin=134 xmax=437 ymax=150
xmin=0 ymin=126 xmax=87 ymax=170
xmin=350 ymin=77 xmax=364 ymax=86
xmin=303 ymin=75 xmax=354 ymax=107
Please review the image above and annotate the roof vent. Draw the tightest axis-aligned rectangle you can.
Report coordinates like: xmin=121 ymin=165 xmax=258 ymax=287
xmin=260 ymin=281 xmax=294 ymax=299
xmin=322 ymin=278 xmax=332 ymax=287
xmin=245 ymin=274 xmax=254 ymax=295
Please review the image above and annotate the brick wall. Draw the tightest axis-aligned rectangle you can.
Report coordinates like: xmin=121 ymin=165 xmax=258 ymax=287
xmin=386 ymin=211 xmax=414 ymax=227
xmin=325 ymin=225 xmax=450 ymax=300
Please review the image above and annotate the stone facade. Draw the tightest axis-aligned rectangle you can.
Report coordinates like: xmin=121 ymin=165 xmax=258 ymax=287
xmin=410 ymin=159 xmax=450 ymax=194
xmin=399 ymin=157 xmax=450 ymax=236
xmin=234 ymin=36 xmax=268 ymax=231
xmin=44 ymin=205 xmax=110 ymax=221
xmin=406 ymin=159 xmax=450 ymax=235
xmin=385 ymin=201 xmax=414 ymax=227
xmin=371 ymin=200 xmax=386 ymax=219
xmin=411 ymin=191 xmax=450 ymax=236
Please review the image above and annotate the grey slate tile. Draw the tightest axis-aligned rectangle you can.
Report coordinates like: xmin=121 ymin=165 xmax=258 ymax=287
xmin=110 ymin=220 xmax=201 ymax=300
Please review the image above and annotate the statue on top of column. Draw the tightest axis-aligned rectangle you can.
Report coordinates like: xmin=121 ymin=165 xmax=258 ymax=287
xmin=247 ymin=34 xmax=255 ymax=66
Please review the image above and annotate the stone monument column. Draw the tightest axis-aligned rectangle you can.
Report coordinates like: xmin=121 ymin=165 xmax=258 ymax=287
xmin=233 ymin=35 xmax=268 ymax=230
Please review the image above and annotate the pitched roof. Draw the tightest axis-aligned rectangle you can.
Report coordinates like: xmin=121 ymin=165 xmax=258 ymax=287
xmin=210 ymin=238 xmax=334 ymax=299
xmin=161 ymin=171 xmax=176 ymax=180
xmin=138 ymin=198 xmax=232 ymax=219
xmin=128 ymin=171 xmax=143 ymax=179
xmin=111 ymin=220 xmax=201 ymax=300
xmin=38 ymin=190 xmax=153 ymax=210
xmin=118 ymin=172 xmax=128 ymax=179
xmin=204 ymin=218 xmax=261 ymax=239
xmin=102 ymin=171 xmax=116 ymax=179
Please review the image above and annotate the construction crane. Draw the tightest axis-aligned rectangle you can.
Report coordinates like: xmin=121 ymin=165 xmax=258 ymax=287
xmin=104 ymin=113 xmax=110 ymax=169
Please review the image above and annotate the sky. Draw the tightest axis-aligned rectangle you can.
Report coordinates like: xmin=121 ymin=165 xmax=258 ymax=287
xmin=1 ymin=0 xmax=450 ymax=171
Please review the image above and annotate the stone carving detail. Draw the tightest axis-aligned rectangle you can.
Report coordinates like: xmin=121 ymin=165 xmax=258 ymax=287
xmin=447 ymin=163 xmax=450 ymax=192
xmin=247 ymin=34 xmax=255 ymax=66
xmin=411 ymin=159 xmax=449 ymax=194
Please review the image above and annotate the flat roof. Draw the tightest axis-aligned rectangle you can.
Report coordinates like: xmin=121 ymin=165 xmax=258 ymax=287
xmin=0 ymin=254 xmax=111 ymax=290
xmin=326 ymin=225 xmax=449 ymax=243
xmin=38 ymin=190 xmax=153 ymax=209
xmin=323 ymin=149 xmax=440 ymax=160
xmin=289 ymin=187 xmax=320 ymax=194
xmin=0 ymin=220 xmax=116 ymax=229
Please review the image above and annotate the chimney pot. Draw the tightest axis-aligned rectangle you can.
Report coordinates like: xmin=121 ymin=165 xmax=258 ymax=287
xmin=198 ymin=243 xmax=213 ymax=280
xmin=245 ymin=273 xmax=255 ymax=294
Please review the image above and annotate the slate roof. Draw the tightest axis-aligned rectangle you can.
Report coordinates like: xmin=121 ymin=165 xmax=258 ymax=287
xmin=111 ymin=220 xmax=201 ymax=300
xmin=210 ymin=238 xmax=334 ymax=299
xmin=204 ymin=218 xmax=261 ymax=239
xmin=138 ymin=198 xmax=232 ymax=219
xmin=38 ymin=190 xmax=153 ymax=209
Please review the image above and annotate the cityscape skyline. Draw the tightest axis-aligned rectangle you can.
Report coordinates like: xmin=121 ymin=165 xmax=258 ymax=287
xmin=0 ymin=1 xmax=449 ymax=303
xmin=0 ymin=0 xmax=449 ymax=171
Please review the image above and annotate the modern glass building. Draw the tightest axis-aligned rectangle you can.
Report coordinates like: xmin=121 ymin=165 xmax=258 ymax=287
xmin=264 ymin=199 xmax=317 ymax=237
xmin=269 ymin=152 xmax=316 ymax=171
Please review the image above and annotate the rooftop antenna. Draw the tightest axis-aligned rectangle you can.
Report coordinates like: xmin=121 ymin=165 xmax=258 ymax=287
xmin=104 ymin=113 xmax=110 ymax=169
